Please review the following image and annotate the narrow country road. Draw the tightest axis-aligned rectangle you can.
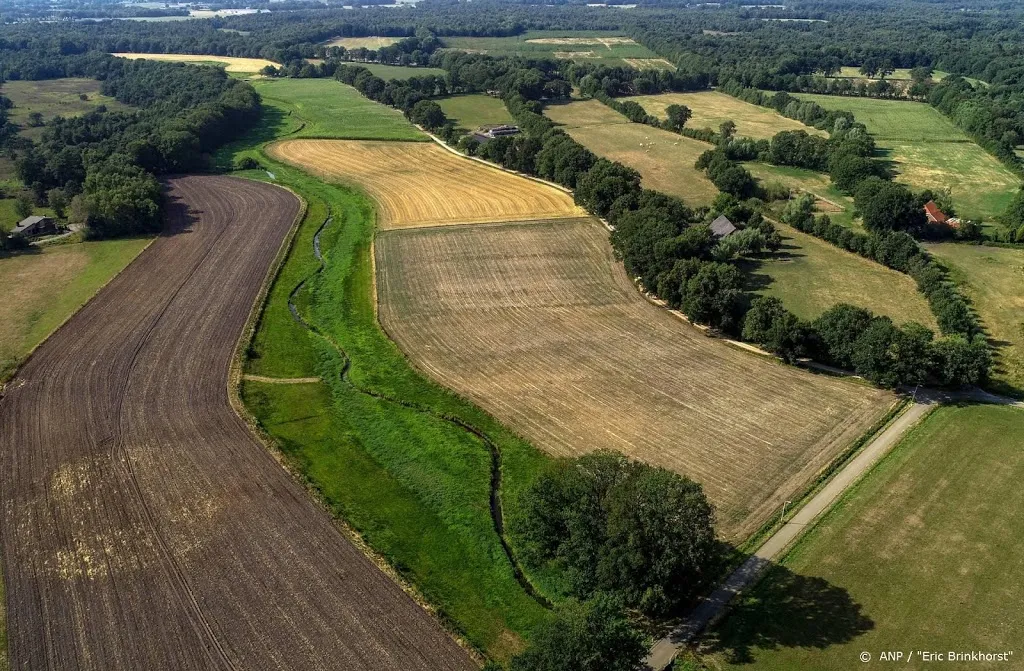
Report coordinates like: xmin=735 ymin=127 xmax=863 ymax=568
xmin=644 ymin=397 xmax=935 ymax=670
xmin=645 ymin=385 xmax=1024 ymax=670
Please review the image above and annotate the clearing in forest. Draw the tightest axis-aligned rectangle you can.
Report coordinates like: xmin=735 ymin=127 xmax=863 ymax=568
xmin=544 ymin=98 xmax=719 ymax=206
xmin=267 ymin=139 xmax=582 ymax=229
xmin=630 ymin=91 xmax=825 ymax=140
xmin=323 ymin=36 xmax=403 ymax=49
xmin=746 ymin=222 xmax=937 ymax=327
xmin=437 ymin=94 xmax=514 ymax=131
xmin=1 ymin=79 xmax=133 ymax=139
xmin=794 ymin=93 xmax=1018 ymax=222
xmin=704 ymin=404 xmax=1024 ymax=669
xmin=926 ymin=243 xmax=1024 ymax=395
xmin=252 ymin=78 xmax=426 ymax=141
xmin=442 ymin=31 xmax=656 ymax=65
xmin=375 ymin=217 xmax=896 ymax=541
xmin=111 ymin=52 xmax=277 ymax=73
xmin=622 ymin=58 xmax=676 ymax=70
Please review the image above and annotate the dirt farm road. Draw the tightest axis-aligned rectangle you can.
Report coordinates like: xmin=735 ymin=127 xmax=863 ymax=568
xmin=0 ymin=176 xmax=473 ymax=671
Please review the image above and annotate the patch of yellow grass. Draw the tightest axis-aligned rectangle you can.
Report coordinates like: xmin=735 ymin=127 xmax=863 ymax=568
xmin=623 ymin=58 xmax=676 ymax=71
xmin=323 ymin=36 xmax=403 ymax=49
xmin=111 ymin=53 xmax=277 ymax=73
xmin=545 ymin=98 xmax=718 ymax=206
xmin=525 ymin=37 xmax=636 ymax=47
xmin=267 ymin=139 xmax=583 ymax=229
xmin=630 ymin=91 xmax=826 ymax=140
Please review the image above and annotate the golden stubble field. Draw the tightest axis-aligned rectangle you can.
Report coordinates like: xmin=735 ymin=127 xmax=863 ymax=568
xmin=111 ymin=53 xmax=277 ymax=72
xmin=375 ymin=217 xmax=897 ymax=540
xmin=268 ymin=139 xmax=584 ymax=228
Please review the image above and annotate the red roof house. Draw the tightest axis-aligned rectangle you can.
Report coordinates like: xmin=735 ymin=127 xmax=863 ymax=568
xmin=924 ymin=200 xmax=948 ymax=225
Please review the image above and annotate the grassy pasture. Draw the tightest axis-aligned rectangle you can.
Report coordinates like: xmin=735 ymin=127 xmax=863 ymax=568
xmin=323 ymin=36 xmax=403 ymax=49
xmin=0 ymin=238 xmax=152 ymax=382
xmin=351 ymin=63 xmax=447 ymax=80
xmin=111 ymin=52 xmax=277 ymax=73
xmin=794 ymin=94 xmax=1019 ymax=222
xmin=251 ymin=78 xmax=425 ymax=141
xmin=1 ymin=79 xmax=132 ymax=140
xmin=704 ymin=404 xmax=1024 ymax=670
xmin=744 ymin=163 xmax=860 ymax=230
xmin=544 ymin=98 xmax=719 ymax=206
xmin=375 ymin=217 xmax=896 ymax=541
xmin=622 ymin=58 xmax=676 ymax=70
xmin=442 ymin=30 xmax=656 ymax=66
xmin=746 ymin=222 xmax=936 ymax=327
xmin=267 ymin=138 xmax=582 ymax=229
xmin=630 ymin=91 xmax=825 ymax=140
xmin=223 ymin=77 xmax=558 ymax=659
xmin=926 ymin=243 xmax=1024 ymax=396
xmin=437 ymin=94 xmax=514 ymax=130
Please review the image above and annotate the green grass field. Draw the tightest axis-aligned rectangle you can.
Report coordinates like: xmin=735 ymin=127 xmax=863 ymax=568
xmin=703 ymin=403 xmax=1024 ymax=670
xmin=1 ymin=78 xmax=133 ymax=141
xmin=0 ymin=237 xmax=152 ymax=382
xmin=437 ymin=94 xmax=513 ymax=131
xmin=443 ymin=30 xmax=657 ymax=66
xmin=544 ymin=98 xmax=719 ymax=206
xmin=631 ymin=91 xmax=825 ymax=141
xmin=926 ymin=243 xmax=1024 ymax=396
xmin=747 ymin=223 xmax=936 ymax=327
xmin=354 ymin=63 xmax=447 ymax=80
xmin=745 ymin=163 xmax=860 ymax=230
xmin=250 ymin=78 xmax=426 ymax=141
xmin=794 ymin=94 xmax=1019 ymax=222
xmin=225 ymin=83 xmax=557 ymax=661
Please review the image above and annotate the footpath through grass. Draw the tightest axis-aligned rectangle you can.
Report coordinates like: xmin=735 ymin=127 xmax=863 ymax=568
xmin=227 ymin=88 xmax=555 ymax=661
xmin=702 ymin=403 xmax=1024 ymax=670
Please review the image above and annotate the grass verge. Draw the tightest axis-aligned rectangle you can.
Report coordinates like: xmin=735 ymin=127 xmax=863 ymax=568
xmin=228 ymin=144 xmax=556 ymax=660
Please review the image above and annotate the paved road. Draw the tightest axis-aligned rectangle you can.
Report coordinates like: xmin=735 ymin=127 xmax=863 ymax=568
xmin=644 ymin=398 xmax=935 ymax=670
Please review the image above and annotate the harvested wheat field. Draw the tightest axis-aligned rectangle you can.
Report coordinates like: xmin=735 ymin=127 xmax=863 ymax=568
xmin=376 ymin=218 xmax=896 ymax=541
xmin=111 ymin=52 xmax=276 ymax=72
xmin=268 ymin=139 xmax=583 ymax=228
xmin=0 ymin=175 xmax=472 ymax=671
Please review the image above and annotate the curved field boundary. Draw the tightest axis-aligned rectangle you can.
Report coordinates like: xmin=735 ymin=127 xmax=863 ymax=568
xmin=267 ymin=139 xmax=584 ymax=229
xmin=0 ymin=175 xmax=472 ymax=671
xmin=375 ymin=217 xmax=898 ymax=540
xmin=284 ymin=210 xmax=552 ymax=610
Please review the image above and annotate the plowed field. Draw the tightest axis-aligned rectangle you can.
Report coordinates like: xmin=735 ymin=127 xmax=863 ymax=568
xmin=0 ymin=175 xmax=471 ymax=671
xmin=375 ymin=218 xmax=897 ymax=540
xmin=267 ymin=139 xmax=582 ymax=229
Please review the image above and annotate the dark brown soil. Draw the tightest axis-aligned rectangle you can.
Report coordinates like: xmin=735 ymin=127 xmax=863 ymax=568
xmin=0 ymin=175 xmax=473 ymax=671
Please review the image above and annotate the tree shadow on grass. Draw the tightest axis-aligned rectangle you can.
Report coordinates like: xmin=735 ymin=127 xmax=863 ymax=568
xmin=698 ymin=562 xmax=874 ymax=665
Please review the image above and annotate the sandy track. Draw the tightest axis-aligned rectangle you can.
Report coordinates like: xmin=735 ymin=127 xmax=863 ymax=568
xmin=0 ymin=176 xmax=472 ymax=671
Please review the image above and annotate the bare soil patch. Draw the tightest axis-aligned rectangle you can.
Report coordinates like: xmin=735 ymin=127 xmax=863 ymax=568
xmin=268 ymin=139 xmax=582 ymax=229
xmin=0 ymin=175 xmax=472 ymax=670
xmin=375 ymin=217 xmax=896 ymax=540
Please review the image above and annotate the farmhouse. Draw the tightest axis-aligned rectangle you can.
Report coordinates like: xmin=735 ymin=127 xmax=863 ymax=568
xmin=924 ymin=200 xmax=961 ymax=229
xmin=480 ymin=124 xmax=520 ymax=138
xmin=11 ymin=215 xmax=57 ymax=238
xmin=710 ymin=214 xmax=737 ymax=238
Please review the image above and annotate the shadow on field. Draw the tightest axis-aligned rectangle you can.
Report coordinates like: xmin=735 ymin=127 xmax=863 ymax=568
xmin=699 ymin=562 xmax=874 ymax=665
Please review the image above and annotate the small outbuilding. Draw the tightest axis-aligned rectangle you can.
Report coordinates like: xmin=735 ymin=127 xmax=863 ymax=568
xmin=710 ymin=214 xmax=737 ymax=239
xmin=11 ymin=215 xmax=57 ymax=238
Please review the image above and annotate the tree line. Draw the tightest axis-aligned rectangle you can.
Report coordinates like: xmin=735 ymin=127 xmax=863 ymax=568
xmin=1 ymin=51 xmax=260 ymax=238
